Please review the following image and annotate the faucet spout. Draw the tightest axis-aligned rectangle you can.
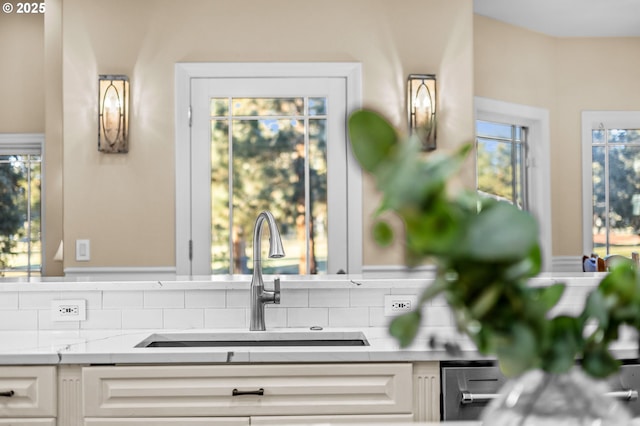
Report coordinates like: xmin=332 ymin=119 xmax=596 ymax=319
xmin=250 ymin=211 xmax=285 ymax=331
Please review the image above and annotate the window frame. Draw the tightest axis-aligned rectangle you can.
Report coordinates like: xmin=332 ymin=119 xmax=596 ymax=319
xmin=581 ymin=111 xmax=640 ymax=256
xmin=0 ymin=133 xmax=45 ymax=277
xmin=474 ymin=97 xmax=552 ymax=271
xmin=175 ymin=63 xmax=363 ymax=276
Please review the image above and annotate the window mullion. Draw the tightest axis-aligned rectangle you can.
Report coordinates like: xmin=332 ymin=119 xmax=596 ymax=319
xmin=304 ymin=99 xmax=311 ymax=275
xmin=227 ymin=97 xmax=235 ymax=273
xmin=604 ymin=129 xmax=610 ymax=254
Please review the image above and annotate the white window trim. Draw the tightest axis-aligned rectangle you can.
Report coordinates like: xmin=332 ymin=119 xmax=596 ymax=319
xmin=474 ymin=97 xmax=552 ymax=271
xmin=581 ymin=111 xmax=640 ymax=256
xmin=174 ymin=62 xmax=363 ymax=276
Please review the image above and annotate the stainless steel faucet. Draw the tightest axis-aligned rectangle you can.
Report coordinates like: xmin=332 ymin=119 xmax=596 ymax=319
xmin=249 ymin=211 xmax=285 ymax=331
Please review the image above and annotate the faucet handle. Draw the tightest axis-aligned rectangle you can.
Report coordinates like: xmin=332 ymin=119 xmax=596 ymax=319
xmin=274 ymin=277 xmax=281 ymax=304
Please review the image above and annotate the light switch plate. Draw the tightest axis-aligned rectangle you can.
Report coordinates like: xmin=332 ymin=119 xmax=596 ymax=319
xmin=76 ymin=239 xmax=90 ymax=261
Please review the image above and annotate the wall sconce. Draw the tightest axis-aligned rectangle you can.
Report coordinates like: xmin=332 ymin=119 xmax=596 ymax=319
xmin=407 ymin=74 xmax=437 ymax=151
xmin=98 ymin=75 xmax=129 ymax=153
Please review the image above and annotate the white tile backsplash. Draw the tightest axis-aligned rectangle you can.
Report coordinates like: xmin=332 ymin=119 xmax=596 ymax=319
xmin=81 ymin=309 xmax=122 ymax=329
xmin=309 ymin=289 xmax=349 ymax=307
xmin=185 ymin=290 xmax=225 ymax=308
xmin=122 ymin=309 xmax=163 ymax=329
xmin=103 ymin=291 xmax=144 ymax=309
xmin=350 ymin=288 xmax=389 ymax=307
xmin=144 ymin=291 xmax=184 ymax=309
xmin=0 ymin=310 xmax=38 ymax=330
xmin=0 ymin=276 xmax=602 ymax=331
xmin=204 ymin=308 xmax=247 ymax=329
xmin=287 ymin=307 xmax=328 ymax=328
xmin=0 ymin=292 xmax=18 ymax=310
xmin=164 ymin=309 xmax=204 ymax=329
xmin=226 ymin=290 xmax=249 ymax=308
xmin=279 ymin=289 xmax=309 ymax=307
xmin=38 ymin=309 xmax=80 ymax=330
xmin=19 ymin=292 xmax=58 ymax=309
xmin=328 ymin=307 xmax=369 ymax=327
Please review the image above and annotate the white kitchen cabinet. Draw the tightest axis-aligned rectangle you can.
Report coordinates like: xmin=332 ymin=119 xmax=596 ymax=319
xmin=82 ymin=363 xmax=413 ymax=421
xmin=251 ymin=414 xmax=415 ymax=424
xmin=84 ymin=418 xmax=249 ymax=425
xmin=412 ymin=361 xmax=440 ymax=421
xmin=0 ymin=366 xmax=56 ymax=425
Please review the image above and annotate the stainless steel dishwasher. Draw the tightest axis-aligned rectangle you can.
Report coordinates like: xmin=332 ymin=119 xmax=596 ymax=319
xmin=441 ymin=360 xmax=640 ymax=421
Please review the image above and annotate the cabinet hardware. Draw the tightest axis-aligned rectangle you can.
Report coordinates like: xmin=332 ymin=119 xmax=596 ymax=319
xmin=232 ymin=388 xmax=264 ymax=396
xmin=0 ymin=390 xmax=14 ymax=397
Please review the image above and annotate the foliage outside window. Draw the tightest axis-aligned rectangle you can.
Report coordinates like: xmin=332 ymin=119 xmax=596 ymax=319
xmin=0 ymin=153 xmax=41 ymax=277
xmin=591 ymin=127 xmax=640 ymax=258
xmin=476 ymin=120 xmax=528 ymax=210
xmin=209 ymin=97 xmax=328 ymax=275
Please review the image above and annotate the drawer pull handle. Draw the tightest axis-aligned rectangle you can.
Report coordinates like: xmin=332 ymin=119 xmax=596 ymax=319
xmin=0 ymin=390 xmax=14 ymax=397
xmin=232 ymin=388 xmax=264 ymax=396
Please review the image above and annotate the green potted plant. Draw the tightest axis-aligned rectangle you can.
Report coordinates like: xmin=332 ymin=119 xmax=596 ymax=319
xmin=348 ymin=109 xmax=640 ymax=424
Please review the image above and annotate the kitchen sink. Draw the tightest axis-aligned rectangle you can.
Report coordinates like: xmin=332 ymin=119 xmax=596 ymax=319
xmin=135 ymin=331 xmax=369 ymax=348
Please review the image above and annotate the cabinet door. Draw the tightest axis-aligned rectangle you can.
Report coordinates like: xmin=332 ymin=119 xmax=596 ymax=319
xmin=84 ymin=418 xmax=249 ymax=425
xmin=0 ymin=366 xmax=56 ymax=418
xmin=251 ymin=414 xmax=414 ymax=424
xmin=83 ymin=363 xmax=412 ymax=417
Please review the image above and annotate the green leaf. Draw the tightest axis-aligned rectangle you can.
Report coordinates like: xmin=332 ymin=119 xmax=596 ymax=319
xmin=582 ymin=346 xmax=620 ymax=378
xmin=389 ymin=310 xmax=421 ymax=348
xmin=531 ymin=283 xmax=566 ymax=313
xmin=458 ymin=202 xmax=539 ymax=262
xmin=543 ymin=316 xmax=582 ymax=374
xmin=495 ymin=323 xmax=538 ymax=377
xmin=403 ymin=200 xmax=465 ymax=256
xmin=372 ymin=220 xmax=394 ymax=246
xmin=582 ymin=290 xmax=609 ymax=329
xmin=348 ymin=110 xmax=398 ymax=173
xmin=469 ymin=284 xmax=502 ymax=319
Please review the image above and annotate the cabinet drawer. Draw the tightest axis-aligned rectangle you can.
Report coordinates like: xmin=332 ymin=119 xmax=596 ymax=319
xmin=0 ymin=421 xmax=55 ymax=425
xmin=0 ymin=366 xmax=56 ymax=418
xmin=83 ymin=363 xmax=412 ymax=417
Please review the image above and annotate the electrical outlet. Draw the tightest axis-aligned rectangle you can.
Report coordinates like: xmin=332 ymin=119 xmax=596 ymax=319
xmin=51 ymin=299 xmax=86 ymax=322
xmin=384 ymin=295 xmax=418 ymax=317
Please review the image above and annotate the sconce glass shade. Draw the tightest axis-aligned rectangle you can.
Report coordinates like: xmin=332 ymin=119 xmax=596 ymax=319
xmin=407 ymin=74 xmax=436 ymax=151
xmin=98 ymin=75 xmax=129 ymax=153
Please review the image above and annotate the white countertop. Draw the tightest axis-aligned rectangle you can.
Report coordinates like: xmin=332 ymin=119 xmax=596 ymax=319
xmin=0 ymin=326 xmax=637 ymax=365
xmin=0 ymin=327 xmax=476 ymax=365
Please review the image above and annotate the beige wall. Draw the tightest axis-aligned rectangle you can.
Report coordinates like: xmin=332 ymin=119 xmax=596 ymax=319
xmin=57 ymin=0 xmax=474 ymax=270
xmin=2 ymin=1 xmax=474 ymax=272
xmin=474 ymin=15 xmax=640 ymax=257
xmin=0 ymin=11 xmax=44 ymax=132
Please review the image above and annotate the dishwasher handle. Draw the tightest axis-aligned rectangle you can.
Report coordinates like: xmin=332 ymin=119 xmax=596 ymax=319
xmin=460 ymin=391 xmax=500 ymax=404
xmin=461 ymin=389 xmax=639 ymax=405
xmin=606 ymin=390 xmax=639 ymax=401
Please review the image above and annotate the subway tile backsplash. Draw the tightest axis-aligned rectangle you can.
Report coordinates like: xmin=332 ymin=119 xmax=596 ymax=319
xmin=0 ymin=275 xmax=602 ymax=331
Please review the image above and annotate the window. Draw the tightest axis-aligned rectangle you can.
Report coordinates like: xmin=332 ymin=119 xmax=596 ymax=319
xmin=582 ymin=111 xmax=640 ymax=257
xmin=175 ymin=63 xmax=362 ymax=276
xmin=476 ymin=120 xmax=528 ymax=210
xmin=0 ymin=134 xmax=43 ymax=278
xmin=474 ymin=97 xmax=551 ymax=270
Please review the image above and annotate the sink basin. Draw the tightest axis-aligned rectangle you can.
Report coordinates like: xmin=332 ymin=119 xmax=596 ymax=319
xmin=135 ymin=331 xmax=369 ymax=348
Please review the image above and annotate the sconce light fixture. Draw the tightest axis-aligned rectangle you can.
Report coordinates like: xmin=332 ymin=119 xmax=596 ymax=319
xmin=98 ymin=75 xmax=129 ymax=153
xmin=407 ymin=74 xmax=437 ymax=151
